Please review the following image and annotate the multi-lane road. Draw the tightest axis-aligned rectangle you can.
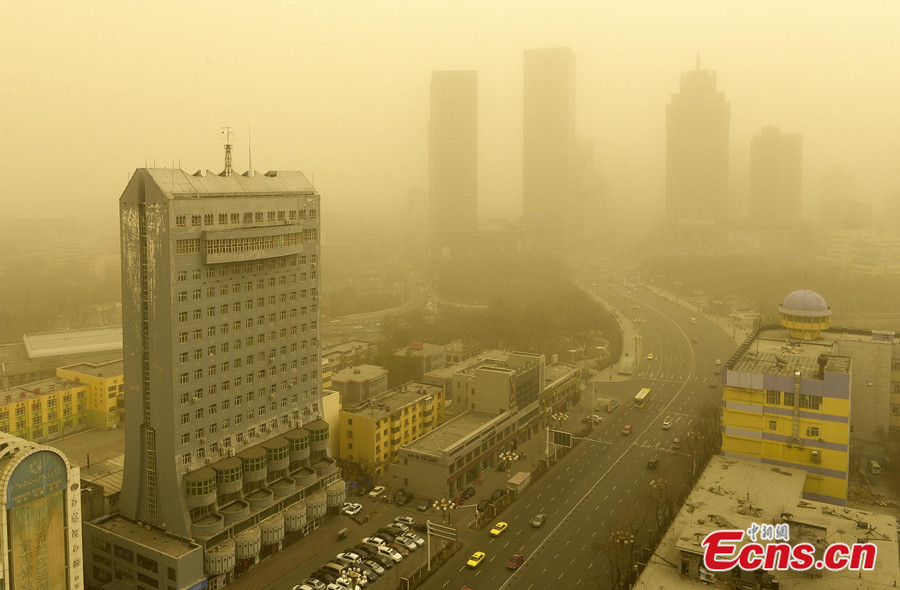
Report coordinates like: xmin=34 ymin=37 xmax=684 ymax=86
xmin=417 ymin=281 xmax=737 ymax=590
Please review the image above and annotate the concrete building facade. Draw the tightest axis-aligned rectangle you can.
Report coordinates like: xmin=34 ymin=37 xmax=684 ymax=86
xmin=749 ymin=126 xmax=802 ymax=223
xmin=86 ymin=168 xmax=343 ymax=590
xmin=330 ymin=364 xmax=389 ymax=404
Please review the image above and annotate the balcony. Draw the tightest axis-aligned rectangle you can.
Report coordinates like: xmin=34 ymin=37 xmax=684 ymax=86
xmin=191 ymin=511 xmax=224 ymax=538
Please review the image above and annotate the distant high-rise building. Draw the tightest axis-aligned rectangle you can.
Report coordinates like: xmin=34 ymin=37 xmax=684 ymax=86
xmin=86 ymin=167 xmax=343 ymax=588
xmin=666 ymin=64 xmax=730 ymax=227
xmin=749 ymin=126 xmax=802 ymax=222
xmin=523 ymin=47 xmax=576 ymax=239
xmin=429 ymin=71 xmax=478 ymax=242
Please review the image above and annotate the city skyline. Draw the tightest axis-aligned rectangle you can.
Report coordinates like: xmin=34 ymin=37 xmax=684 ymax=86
xmin=2 ymin=2 xmax=899 ymax=231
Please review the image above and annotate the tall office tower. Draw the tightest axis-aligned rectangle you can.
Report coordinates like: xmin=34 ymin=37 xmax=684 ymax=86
xmin=118 ymin=167 xmax=328 ymax=539
xmin=749 ymin=126 xmax=802 ymax=222
xmin=666 ymin=64 xmax=730 ymax=227
xmin=523 ymin=47 xmax=576 ymax=239
xmin=429 ymin=71 xmax=478 ymax=242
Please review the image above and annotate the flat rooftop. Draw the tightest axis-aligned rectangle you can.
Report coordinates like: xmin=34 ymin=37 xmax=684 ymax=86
xmin=730 ymin=328 xmax=851 ymax=377
xmin=544 ymin=362 xmax=577 ymax=384
xmin=395 ymin=342 xmax=445 ymax=358
xmin=331 ymin=364 xmax=387 ymax=383
xmin=322 ymin=340 xmax=376 ymax=355
xmin=424 ymin=350 xmax=508 ymax=380
xmin=61 ymin=360 xmax=124 ymax=379
xmin=89 ymin=513 xmax=201 ymax=559
xmin=343 ymin=382 xmax=443 ymax=419
xmin=80 ymin=454 xmax=125 ymax=495
xmin=639 ymin=455 xmax=899 ymax=589
xmin=404 ymin=411 xmax=496 ymax=456
xmin=23 ymin=326 xmax=123 ymax=359
xmin=1 ymin=375 xmax=83 ymax=402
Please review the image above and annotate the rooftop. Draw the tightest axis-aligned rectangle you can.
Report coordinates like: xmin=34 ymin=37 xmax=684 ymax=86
xmin=321 ymin=340 xmax=377 ymax=356
xmin=640 ymin=455 xmax=899 ymax=589
xmin=424 ymin=350 xmax=508 ymax=380
xmin=331 ymin=364 xmax=388 ymax=383
xmin=395 ymin=342 xmax=445 ymax=358
xmin=729 ymin=327 xmax=863 ymax=377
xmin=60 ymin=360 xmax=124 ymax=379
xmin=144 ymin=168 xmax=315 ymax=198
xmin=342 ymin=382 xmax=443 ymax=420
xmin=80 ymin=454 xmax=125 ymax=495
xmin=1 ymin=375 xmax=85 ymax=403
xmin=90 ymin=513 xmax=201 ymax=559
xmin=544 ymin=362 xmax=577 ymax=384
xmin=23 ymin=326 xmax=123 ymax=360
xmin=404 ymin=411 xmax=496 ymax=456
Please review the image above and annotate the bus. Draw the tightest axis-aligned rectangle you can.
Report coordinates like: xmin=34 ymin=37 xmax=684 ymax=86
xmin=634 ymin=388 xmax=651 ymax=408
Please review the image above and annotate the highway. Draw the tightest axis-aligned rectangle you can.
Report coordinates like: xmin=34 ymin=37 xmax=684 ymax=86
xmin=417 ymin=280 xmax=737 ymax=590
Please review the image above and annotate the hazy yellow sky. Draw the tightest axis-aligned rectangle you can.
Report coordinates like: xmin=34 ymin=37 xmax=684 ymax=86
xmin=2 ymin=1 xmax=898 ymax=226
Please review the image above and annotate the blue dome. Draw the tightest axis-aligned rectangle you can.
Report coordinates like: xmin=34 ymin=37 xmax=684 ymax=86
xmin=779 ymin=290 xmax=832 ymax=317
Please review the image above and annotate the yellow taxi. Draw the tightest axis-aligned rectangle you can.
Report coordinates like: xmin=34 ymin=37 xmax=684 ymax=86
xmin=466 ymin=551 xmax=486 ymax=568
xmin=490 ymin=522 xmax=508 ymax=537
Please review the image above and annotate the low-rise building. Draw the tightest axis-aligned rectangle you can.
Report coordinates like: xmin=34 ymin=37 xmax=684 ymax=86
xmin=331 ymin=364 xmax=389 ymax=404
xmin=339 ymin=382 xmax=445 ymax=480
xmin=638 ymin=455 xmax=899 ymax=589
xmin=442 ymin=340 xmax=477 ymax=365
xmin=395 ymin=342 xmax=446 ymax=374
xmin=321 ymin=340 xmax=378 ymax=372
xmin=0 ymin=360 xmax=123 ymax=442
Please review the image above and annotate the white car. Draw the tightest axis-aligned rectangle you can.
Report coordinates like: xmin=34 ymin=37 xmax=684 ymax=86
xmin=361 ymin=537 xmax=384 ymax=548
xmin=342 ymin=503 xmax=362 ymax=516
xmin=336 ymin=552 xmax=363 ymax=564
xmin=394 ymin=515 xmax=415 ymax=526
xmin=368 ymin=485 xmax=386 ymax=499
xmin=387 ymin=522 xmax=409 ymax=533
xmin=715 ymin=359 xmax=722 ymax=365
xmin=662 ymin=417 xmax=673 ymax=430
xmin=376 ymin=545 xmax=403 ymax=562
xmin=401 ymin=532 xmax=425 ymax=547
xmin=393 ymin=536 xmax=417 ymax=551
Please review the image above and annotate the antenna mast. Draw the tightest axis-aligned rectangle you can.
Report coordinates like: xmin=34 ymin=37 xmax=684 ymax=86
xmin=222 ymin=126 xmax=234 ymax=176
xmin=248 ymin=124 xmax=253 ymax=177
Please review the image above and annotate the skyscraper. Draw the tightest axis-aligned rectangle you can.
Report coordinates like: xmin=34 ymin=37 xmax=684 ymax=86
xmin=666 ymin=64 xmax=730 ymax=227
xmin=749 ymin=126 xmax=802 ymax=222
xmin=117 ymin=167 xmax=330 ymax=540
xmin=523 ymin=47 xmax=576 ymax=239
xmin=429 ymin=71 xmax=478 ymax=243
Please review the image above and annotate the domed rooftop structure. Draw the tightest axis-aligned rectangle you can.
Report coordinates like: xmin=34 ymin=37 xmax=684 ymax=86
xmin=778 ymin=289 xmax=831 ymax=340
xmin=778 ymin=289 xmax=832 ymax=317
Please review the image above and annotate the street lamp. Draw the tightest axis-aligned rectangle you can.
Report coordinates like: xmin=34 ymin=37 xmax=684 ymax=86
xmin=632 ymin=334 xmax=642 ymax=360
xmin=693 ymin=290 xmax=704 ymax=314
xmin=433 ymin=498 xmax=456 ymax=524
xmin=344 ymin=566 xmax=361 ymax=590
xmin=712 ymin=299 xmax=723 ymax=325
xmin=499 ymin=450 xmax=519 ymax=482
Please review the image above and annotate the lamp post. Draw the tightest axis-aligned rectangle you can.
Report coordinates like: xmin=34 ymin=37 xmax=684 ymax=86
xmin=694 ymin=290 xmax=704 ymax=314
xmin=499 ymin=450 xmax=519 ymax=483
xmin=632 ymin=334 xmax=642 ymax=361
xmin=673 ymin=281 xmax=682 ymax=302
xmin=433 ymin=498 xmax=455 ymax=525
xmin=344 ymin=566 xmax=361 ymax=590
xmin=712 ymin=299 xmax=723 ymax=326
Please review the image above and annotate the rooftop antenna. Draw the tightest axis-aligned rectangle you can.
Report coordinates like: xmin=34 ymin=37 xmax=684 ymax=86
xmin=221 ymin=126 xmax=234 ymax=177
xmin=247 ymin=124 xmax=253 ymax=177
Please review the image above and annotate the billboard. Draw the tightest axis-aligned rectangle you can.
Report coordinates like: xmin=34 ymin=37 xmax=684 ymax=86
xmin=6 ymin=450 xmax=68 ymax=590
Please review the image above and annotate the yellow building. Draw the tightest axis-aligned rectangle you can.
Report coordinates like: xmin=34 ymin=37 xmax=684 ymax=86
xmin=722 ymin=290 xmax=851 ymax=505
xmin=339 ymin=382 xmax=445 ymax=479
xmin=322 ymin=357 xmax=333 ymax=390
xmin=0 ymin=360 xmax=123 ymax=442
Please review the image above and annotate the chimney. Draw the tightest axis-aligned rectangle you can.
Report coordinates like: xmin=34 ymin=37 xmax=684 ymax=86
xmin=817 ymin=355 xmax=828 ymax=379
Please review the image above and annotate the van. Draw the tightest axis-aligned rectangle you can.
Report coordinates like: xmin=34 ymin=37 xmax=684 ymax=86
xmin=322 ymin=562 xmax=347 ymax=578
xmin=869 ymin=460 xmax=882 ymax=474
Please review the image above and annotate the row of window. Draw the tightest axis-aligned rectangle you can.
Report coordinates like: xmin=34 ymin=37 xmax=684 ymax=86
xmin=175 ymin=255 xmax=316 ymax=283
xmin=767 ymin=421 xmax=822 ymax=438
xmin=175 ymin=230 xmax=317 ymax=255
xmin=765 ymin=390 xmax=823 ymax=410
xmin=174 ymin=209 xmax=317 ymax=228
xmin=0 ymin=416 xmax=88 ymax=434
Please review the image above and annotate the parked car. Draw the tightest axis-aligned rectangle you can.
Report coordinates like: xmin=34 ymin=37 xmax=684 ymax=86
xmin=476 ymin=500 xmax=492 ymax=512
xmin=367 ymin=553 xmax=393 ymax=570
xmin=363 ymin=559 xmax=385 ymax=575
xmin=462 ymin=486 xmax=476 ymax=500
xmin=490 ymin=489 xmax=506 ymax=502
xmin=395 ymin=494 xmax=411 ymax=507
xmin=394 ymin=515 xmax=415 ymax=526
xmin=342 ymin=503 xmax=362 ymax=516
xmin=375 ymin=545 xmax=403 ymax=562
xmin=530 ymin=514 xmax=547 ymax=528
xmin=302 ymin=579 xmax=326 ymax=590
xmin=361 ymin=537 xmax=385 ymax=548
xmin=506 ymin=553 xmax=525 ymax=570
xmin=351 ymin=545 xmax=374 ymax=557
xmin=355 ymin=486 xmax=370 ymax=497
xmin=368 ymin=485 xmax=386 ymax=499
xmin=393 ymin=536 xmax=417 ymax=552
xmin=336 ymin=552 xmax=362 ymax=565
xmin=401 ymin=532 xmax=425 ymax=547
xmin=417 ymin=498 xmax=431 ymax=512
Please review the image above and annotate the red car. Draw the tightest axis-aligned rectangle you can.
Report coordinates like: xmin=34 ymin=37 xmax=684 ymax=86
xmin=621 ymin=424 xmax=632 ymax=436
xmin=506 ymin=553 xmax=525 ymax=570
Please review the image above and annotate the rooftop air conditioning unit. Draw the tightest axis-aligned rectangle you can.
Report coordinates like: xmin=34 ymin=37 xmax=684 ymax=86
xmin=192 ymin=397 xmax=198 ymax=404
xmin=200 ymin=437 xmax=206 ymax=443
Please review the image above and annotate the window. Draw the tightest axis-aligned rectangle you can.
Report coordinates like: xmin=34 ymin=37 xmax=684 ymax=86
xmin=176 ymin=215 xmax=186 ymax=227
xmin=181 ymin=413 xmax=189 ymax=425
xmin=783 ymin=392 xmax=794 ymax=406
xmin=799 ymin=394 xmax=822 ymax=411
xmin=195 ymin=409 xmax=203 ymax=420
xmin=179 ymin=352 xmax=188 ymax=363
xmin=177 ymin=271 xmax=187 ymax=282
xmin=180 ymin=373 xmax=189 ymax=384
xmin=806 ymin=426 xmax=820 ymax=437
xmin=766 ymin=390 xmax=780 ymax=405
xmin=193 ymin=309 xmax=202 ymax=320
xmin=181 ymin=433 xmax=190 ymax=445
xmin=180 ymin=392 xmax=189 ymax=404
xmin=178 ymin=291 xmax=187 ymax=302
xmin=194 ymin=349 xmax=203 ymax=360
xmin=768 ymin=420 xmax=777 ymax=431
